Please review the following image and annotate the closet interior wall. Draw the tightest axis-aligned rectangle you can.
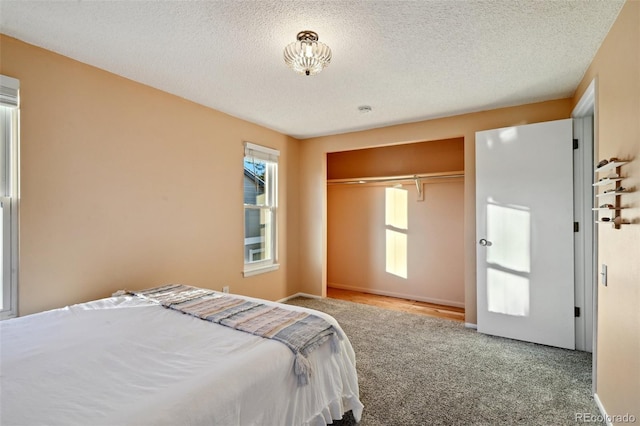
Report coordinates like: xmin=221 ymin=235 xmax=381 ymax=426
xmin=326 ymin=138 xmax=465 ymax=308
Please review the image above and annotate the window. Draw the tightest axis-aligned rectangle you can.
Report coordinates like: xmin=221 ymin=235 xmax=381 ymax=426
xmin=0 ymin=75 xmax=19 ymax=319
xmin=385 ymin=187 xmax=408 ymax=279
xmin=243 ymin=142 xmax=279 ymax=276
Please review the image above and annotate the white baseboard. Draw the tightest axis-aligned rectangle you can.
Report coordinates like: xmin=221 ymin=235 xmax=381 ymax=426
xmin=328 ymin=283 xmax=465 ymax=308
xmin=593 ymin=393 xmax=613 ymax=426
xmin=464 ymin=323 xmax=477 ymax=330
xmin=277 ymin=292 xmax=323 ymax=303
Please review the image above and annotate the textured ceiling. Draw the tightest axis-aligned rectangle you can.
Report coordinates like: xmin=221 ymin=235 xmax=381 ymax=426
xmin=0 ymin=0 xmax=625 ymax=139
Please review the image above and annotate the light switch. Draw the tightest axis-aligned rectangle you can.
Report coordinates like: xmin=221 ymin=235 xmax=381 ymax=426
xmin=601 ymin=264 xmax=607 ymax=287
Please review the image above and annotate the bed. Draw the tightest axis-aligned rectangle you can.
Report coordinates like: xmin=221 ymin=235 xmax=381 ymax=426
xmin=0 ymin=286 xmax=363 ymax=425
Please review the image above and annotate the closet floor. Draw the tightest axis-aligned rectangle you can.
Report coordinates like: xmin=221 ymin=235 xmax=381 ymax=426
xmin=327 ymin=287 xmax=465 ymax=322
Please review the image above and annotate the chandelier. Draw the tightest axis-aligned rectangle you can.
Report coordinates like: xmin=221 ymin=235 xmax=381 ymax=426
xmin=283 ymin=31 xmax=332 ymax=76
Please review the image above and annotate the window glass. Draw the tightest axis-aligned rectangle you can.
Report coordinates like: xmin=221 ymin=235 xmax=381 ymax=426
xmin=243 ymin=143 xmax=278 ymax=275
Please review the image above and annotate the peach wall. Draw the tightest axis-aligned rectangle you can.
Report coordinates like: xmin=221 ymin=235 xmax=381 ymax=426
xmin=327 ymin=137 xmax=464 ymax=179
xmin=572 ymin=0 xmax=639 ymax=419
xmin=299 ymin=98 xmax=573 ymax=324
xmin=328 ymin=180 xmax=464 ymax=306
xmin=0 ymin=35 xmax=299 ymax=315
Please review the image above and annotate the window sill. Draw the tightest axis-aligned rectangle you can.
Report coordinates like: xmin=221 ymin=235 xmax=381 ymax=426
xmin=243 ymin=263 xmax=280 ymax=277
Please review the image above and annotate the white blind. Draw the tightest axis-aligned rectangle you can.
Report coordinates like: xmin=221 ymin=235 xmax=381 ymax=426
xmin=0 ymin=75 xmax=19 ymax=109
xmin=0 ymin=107 xmax=10 ymax=196
xmin=244 ymin=142 xmax=279 ymax=163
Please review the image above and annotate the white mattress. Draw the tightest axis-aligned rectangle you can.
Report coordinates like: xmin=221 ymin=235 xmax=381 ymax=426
xmin=0 ymin=294 xmax=363 ymax=425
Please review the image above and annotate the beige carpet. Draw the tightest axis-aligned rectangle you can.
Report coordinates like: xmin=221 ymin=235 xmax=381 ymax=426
xmin=286 ymin=296 xmax=603 ymax=426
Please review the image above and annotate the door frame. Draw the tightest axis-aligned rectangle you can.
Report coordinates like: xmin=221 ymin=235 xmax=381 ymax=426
xmin=571 ymin=78 xmax=597 ymax=392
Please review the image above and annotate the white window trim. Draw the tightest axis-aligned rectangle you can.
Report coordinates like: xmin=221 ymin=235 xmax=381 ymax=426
xmin=243 ymin=141 xmax=279 ymax=277
xmin=243 ymin=263 xmax=280 ymax=278
xmin=1 ymin=75 xmax=19 ymax=320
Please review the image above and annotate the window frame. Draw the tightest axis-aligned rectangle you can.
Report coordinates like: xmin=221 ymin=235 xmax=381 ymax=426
xmin=243 ymin=142 xmax=279 ymax=277
xmin=0 ymin=75 xmax=19 ymax=320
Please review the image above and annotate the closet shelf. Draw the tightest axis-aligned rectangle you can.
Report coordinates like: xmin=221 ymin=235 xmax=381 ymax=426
xmin=595 ymin=161 xmax=628 ymax=173
xmin=326 ymin=171 xmax=464 ymax=185
xmin=592 ymin=207 xmax=625 ymax=211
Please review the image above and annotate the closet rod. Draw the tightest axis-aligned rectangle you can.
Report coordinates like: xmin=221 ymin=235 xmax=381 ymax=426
xmin=327 ymin=172 xmax=464 ymax=185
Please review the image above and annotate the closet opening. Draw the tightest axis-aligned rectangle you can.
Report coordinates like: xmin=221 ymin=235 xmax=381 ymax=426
xmin=326 ymin=138 xmax=465 ymax=319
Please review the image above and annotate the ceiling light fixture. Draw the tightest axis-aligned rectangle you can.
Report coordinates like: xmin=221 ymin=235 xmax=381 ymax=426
xmin=283 ymin=31 xmax=332 ymax=76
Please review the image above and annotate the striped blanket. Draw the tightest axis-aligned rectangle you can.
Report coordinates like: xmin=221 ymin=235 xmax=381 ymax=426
xmin=128 ymin=284 xmax=340 ymax=385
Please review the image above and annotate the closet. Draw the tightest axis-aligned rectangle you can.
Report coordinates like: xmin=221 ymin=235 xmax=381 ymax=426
xmin=327 ymin=138 xmax=465 ymax=308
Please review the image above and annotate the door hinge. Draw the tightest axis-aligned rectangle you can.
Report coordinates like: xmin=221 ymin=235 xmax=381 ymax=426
xmin=574 ymin=307 xmax=581 ymax=317
xmin=574 ymin=222 xmax=579 ymax=232
xmin=573 ymin=139 xmax=579 ymax=149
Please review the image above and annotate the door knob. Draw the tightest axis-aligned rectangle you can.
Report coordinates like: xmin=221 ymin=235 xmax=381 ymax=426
xmin=479 ymin=238 xmax=492 ymax=247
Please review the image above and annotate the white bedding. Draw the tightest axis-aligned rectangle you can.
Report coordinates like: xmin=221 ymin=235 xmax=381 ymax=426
xmin=0 ymin=293 xmax=363 ymax=425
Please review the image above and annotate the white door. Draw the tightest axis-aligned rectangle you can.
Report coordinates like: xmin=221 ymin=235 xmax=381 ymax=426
xmin=476 ymin=119 xmax=575 ymax=350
